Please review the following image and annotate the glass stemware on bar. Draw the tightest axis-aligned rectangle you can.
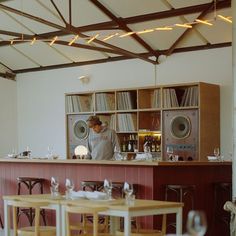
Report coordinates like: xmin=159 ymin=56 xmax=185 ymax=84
xmin=104 ymin=179 xmax=113 ymax=200
xmin=166 ymin=146 xmax=174 ymax=161
xmin=213 ymin=147 xmax=220 ymax=160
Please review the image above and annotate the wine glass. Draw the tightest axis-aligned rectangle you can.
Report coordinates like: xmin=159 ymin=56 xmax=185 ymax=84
xmin=123 ymin=182 xmax=134 ymax=204
xmin=187 ymin=210 xmax=207 ymax=236
xmin=104 ymin=179 xmax=113 ymax=200
xmin=166 ymin=146 xmax=174 ymax=161
xmin=213 ymin=147 xmax=220 ymax=160
xmin=65 ymin=178 xmax=74 ymax=199
xmin=50 ymin=177 xmax=59 ymax=197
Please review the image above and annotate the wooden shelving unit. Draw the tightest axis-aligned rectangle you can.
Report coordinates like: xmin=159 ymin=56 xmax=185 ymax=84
xmin=65 ymin=82 xmax=220 ymax=161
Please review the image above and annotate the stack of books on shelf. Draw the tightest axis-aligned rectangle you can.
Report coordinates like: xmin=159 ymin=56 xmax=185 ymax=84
xmin=180 ymin=86 xmax=198 ymax=107
xmin=117 ymin=92 xmax=135 ymax=110
xmin=99 ymin=114 xmax=116 ymax=130
xmin=117 ymin=114 xmax=137 ymax=132
xmin=66 ymin=95 xmax=92 ymax=113
xmin=96 ymin=93 xmax=115 ymax=111
xmin=151 ymin=89 xmax=161 ymax=108
xmin=163 ymin=88 xmax=179 ymax=108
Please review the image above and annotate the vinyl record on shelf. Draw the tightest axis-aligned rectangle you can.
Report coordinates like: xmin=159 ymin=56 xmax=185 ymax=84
xmin=73 ymin=120 xmax=89 ymax=140
xmin=170 ymin=115 xmax=191 ymax=139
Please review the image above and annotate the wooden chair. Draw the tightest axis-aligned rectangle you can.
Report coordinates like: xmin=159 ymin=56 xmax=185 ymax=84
xmin=0 ymin=213 xmax=3 ymax=228
xmin=65 ymin=205 xmax=112 ymax=236
xmin=17 ymin=177 xmax=47 ymax=226
xmin=9 ymin=200 xmax=56 ymax=236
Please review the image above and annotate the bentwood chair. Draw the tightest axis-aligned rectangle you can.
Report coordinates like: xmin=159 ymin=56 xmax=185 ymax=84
xmin=0 ymin=213 xmax=3 ymax=228
xmin=65 ymin=205 xmax=112 ymax=236
xmin=9 ymin=200 xmax=56 ymax=236
xmin=17 ymin=177 xmax=47 ymax=226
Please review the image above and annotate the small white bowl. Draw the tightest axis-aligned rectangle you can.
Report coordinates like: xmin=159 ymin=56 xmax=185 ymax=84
xmin=207 ymin=156 xmax=217 ymax=161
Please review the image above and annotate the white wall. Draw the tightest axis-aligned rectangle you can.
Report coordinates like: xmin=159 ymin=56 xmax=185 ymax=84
xmin=16 ymin=47 xmax=232 ymax=159
xmin=0 ymin=78 xmax=17 ymax=156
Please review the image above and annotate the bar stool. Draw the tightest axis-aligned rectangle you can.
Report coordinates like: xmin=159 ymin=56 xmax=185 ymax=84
xmin=0 ymin=214 xmax=3 ymax=228
xmin=9 ymin=200 xmax=56 ymax=236
xmin=165 ymin=184 xmax=195 ymax=231
xmin=17 ymin=177 xmax=47 ymax=226
xmin=211 ymin=182 xmax=232 ymax=235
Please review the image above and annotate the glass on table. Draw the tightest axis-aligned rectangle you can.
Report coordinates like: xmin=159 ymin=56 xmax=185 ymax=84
xmin=65 ymin=178 xmax=74 ymax=199
xmin=123 ymin=182 xmax=134 ymax=205
xmin=104 ymin=179 xmax=113 ymax=200
xmin=50 ymin=176 xmax=60 ymax=198
xmin=186 ymin=210 xmax=207 ymax=236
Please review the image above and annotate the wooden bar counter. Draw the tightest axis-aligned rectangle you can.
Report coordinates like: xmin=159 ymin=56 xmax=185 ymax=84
xmin=0 ymin=158 xmax=231 ymax=235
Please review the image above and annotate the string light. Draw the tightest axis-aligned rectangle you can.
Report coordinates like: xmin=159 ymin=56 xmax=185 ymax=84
xmin=195 ymin=19 xmax=213 ymax=26
xmin=6 ymin=11 xmax=232 ymax=46
xmin=155 ymin=27 xmax=173 ymax=31
xmin=30 ymin=37 xmax=36 ymax=45
xmin=119 ymin=32 xmax=135 ymax=38
xmin=137 ymin=29 xmax=155 ymax=35
xmin=103 ymin=33 xmax=118 ymax=41
xmin=175 ymin=23 xmax=192 ymax=28
xmin=68 ymin=35 xmax=79 ymax=46
xmin=217 ymin=15 xmax=232 ymax=23
xmin=49 ymin=36 xmax=58 ymax=46
xmin=87 ymin=33 xmax=99 ymax=44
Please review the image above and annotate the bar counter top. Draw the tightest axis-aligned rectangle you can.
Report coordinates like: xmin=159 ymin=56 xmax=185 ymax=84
xmin=0 ymin=157 xmax=231 ymax=166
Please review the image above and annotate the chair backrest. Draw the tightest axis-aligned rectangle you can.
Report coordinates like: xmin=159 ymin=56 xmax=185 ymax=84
xmin=66 ymin=205 xmax=108 ymax=236
xmin=9 ymin=200 xmax=50 ymax=236
xmin=17 ymin=177 xmax=45 ymax=195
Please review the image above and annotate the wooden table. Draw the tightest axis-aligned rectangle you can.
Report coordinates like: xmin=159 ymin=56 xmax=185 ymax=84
xmin=3 ymin=194 xmax=183 ymax=236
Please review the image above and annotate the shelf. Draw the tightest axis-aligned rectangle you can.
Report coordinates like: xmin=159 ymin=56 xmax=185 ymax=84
xmin=66 ymin=82 xmax=220 ymax=161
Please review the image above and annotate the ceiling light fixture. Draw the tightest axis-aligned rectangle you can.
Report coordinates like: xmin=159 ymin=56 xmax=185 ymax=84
xmin=49 ymin=36 xmax=58 ymax=46
xmin=87 ymin=34 xmax=99 ymax=44
xmin=137 ymin=29 xmax=154 ymax=34
xmin=30 ymin=37 xmax=36 ymax=45
xmin=175 ymin=23 xmax=192 ymax=28
xmin=155 ymin=27 xmax=173 ymax=31
xmin=103 ymin=33 xmax=118 ymax=41
xmin=68 ymin=35 xmax=79 ymax=46
xmin=217 ymin=15 xmax=232 ymax=23
xmin=119 ymin=32 xmax=135 ymax=38
xmin=195 ymin=19 xmax=213 ymax=26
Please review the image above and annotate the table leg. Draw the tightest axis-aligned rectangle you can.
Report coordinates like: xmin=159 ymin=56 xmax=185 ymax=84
xmin=176 ymin=207 xmax=183 ymax=235
xmin=109 ymin=216 xmax=120 ymax=235
xmin=4 ymin=200 xmax=10 ymax=236
xmin=61 ymin=205 xmax=66 ymax=236
xmin=54 ymin=204 xmax=62 ymax=236
xmin=124 ymin=214 xmax=131 ymax=236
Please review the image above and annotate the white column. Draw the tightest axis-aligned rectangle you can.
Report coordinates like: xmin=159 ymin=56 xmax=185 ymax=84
xmin=233 ymin=0 xmax=236 ymax=199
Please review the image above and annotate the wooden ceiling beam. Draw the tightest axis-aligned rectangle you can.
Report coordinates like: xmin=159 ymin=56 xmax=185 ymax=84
xmin=0 ymin=30 xmax=32 ymax=38
xmin=166 ymin=2 xmax=216 ymax=56
xmin=90 ymin=0 xmax=160 ymax=58
xmin=12 ymin=42 xmax=231 ymax=74
xmin=31 ymin=1 xmax=231 ymax=38
xmin=0 ymin=3 xmax=154 ymax=64
xmin=0 ymin=72 xmax=16 ymax=80
xmin=50 ymin=0 xmax=67 ymax=25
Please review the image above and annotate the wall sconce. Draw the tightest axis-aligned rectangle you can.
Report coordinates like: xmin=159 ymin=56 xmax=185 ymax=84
xmin=79 ymin=75 xmax=90 ymax=84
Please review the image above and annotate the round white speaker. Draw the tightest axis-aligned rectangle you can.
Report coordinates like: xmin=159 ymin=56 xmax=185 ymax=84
xmin=73 ymin=120 xmax=89 ymax=140
xmin=170 ymin=115 xmax=191 ymax=139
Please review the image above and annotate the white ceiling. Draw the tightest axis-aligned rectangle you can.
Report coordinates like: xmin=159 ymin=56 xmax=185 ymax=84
xmin=0 ymin=0 xmax=232 ymax=77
